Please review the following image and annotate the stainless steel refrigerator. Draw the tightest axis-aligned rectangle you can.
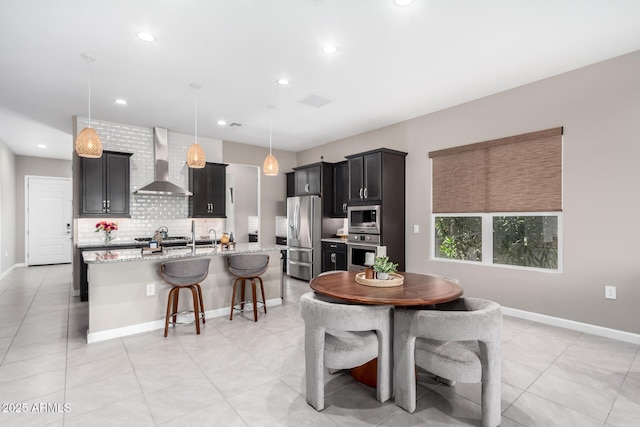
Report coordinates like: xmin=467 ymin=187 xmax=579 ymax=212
xmin=287 ymin=195 xmax=321 ymax=281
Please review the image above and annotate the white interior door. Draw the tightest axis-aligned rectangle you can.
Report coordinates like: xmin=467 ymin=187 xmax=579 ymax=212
xmin=27 ymin=177 xmax=72 ymax=265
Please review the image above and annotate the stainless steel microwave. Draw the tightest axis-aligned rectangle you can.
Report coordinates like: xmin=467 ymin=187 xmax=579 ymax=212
xmin=347 ymin=205 xmax=380 ymax=234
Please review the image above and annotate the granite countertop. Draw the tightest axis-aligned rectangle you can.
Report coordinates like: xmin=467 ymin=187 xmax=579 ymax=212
xmin=321 ymin=237 xmax=348 ymax=244
xmin=76 ymin=239 xmax=218 ymax=250
xmin=82 ymin=243 xmax=288 ymax=264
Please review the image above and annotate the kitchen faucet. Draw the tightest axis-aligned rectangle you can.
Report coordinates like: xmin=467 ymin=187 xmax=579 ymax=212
xmin=208 ymin=228 xmax=218 ymax=252
xmin=190 ymin=220 xmax=196 ymax=254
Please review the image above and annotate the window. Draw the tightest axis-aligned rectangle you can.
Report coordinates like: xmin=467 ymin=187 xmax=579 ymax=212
xmin=434 ymin=216 xmax=482 ymax=261
xmin=493 ymin=215 xmax=558 ymax=269
xmin=430 ymin=128 xmax=562 ymax=272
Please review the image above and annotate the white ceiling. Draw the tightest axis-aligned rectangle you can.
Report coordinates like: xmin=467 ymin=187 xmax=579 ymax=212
xmin=1 ymin=0 xmax=639 ymax=161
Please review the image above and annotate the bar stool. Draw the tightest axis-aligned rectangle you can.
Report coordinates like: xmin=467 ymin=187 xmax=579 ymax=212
xmin=227 ymin=254 xmax=269 ymax=322
xmin=160 ymin=258 xmax=211 ymax=337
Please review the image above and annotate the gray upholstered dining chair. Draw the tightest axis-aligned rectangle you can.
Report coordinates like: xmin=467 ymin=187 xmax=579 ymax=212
xmin=299 ymin=292 xmax=393 ymax=411
xmin=393 ymin=298 xmax=502 ymax=427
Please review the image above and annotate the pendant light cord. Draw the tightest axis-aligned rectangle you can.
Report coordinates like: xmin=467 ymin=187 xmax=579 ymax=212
xmin=195 ymin=103 xmax=198 ymax=143
xmin=87 ymin=58 xmax=92 ymax=128
xmin=269 ymin=121 xmax=273 ymax=155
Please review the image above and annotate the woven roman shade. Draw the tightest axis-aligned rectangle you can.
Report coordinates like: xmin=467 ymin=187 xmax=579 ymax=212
xmin=429 ymin=127 xmax=562 ymax=213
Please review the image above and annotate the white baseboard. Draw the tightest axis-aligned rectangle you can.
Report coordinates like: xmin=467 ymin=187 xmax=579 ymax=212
xmin=502 ymin=306 xmax=640 ymax=345
xmin=86 ymin=297 xmax=283 ymax=344
xmin=0 ymin=263 xmax=26 ymax=280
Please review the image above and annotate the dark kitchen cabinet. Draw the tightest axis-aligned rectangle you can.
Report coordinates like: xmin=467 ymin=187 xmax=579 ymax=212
xmin=294 ymin=164 xmax=321 ymax=195
xmin=321 ymin=241 xmax=347 ymax=272
xmin=189 ymin=162 xmax=228 ymax=218
xmin=80 ymin=150 xmax=132 ymax=217
xmin=347 ymin=151 xmax=382 ymax=204
xmin=286 ymin=172 xmax=295 ymax=197
xmin=332 ymin=161 xmax=349 ymax=217
xmin=345 ymin=147 xmax=407 ymax=271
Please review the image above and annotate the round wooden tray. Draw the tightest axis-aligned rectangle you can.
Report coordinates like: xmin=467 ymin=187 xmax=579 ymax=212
xmin=355 ymin=272 xmax=404 ymax=287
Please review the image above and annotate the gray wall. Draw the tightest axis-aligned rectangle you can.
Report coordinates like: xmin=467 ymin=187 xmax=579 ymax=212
xmin=226 ymin=163 xmax=259 ymax=243
xmin=222 ymin=141 xmax=296 ymax=245
xmin=297 ymin=50 xmax=640 ymax=334
xmin=0 ymin=138 xmax=16 ymax=274
xmin=15 ymin=156 xmax=72 ymax=264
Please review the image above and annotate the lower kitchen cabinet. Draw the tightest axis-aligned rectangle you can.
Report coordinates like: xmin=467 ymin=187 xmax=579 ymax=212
xmin=321 ymin=241 xmax=347 ymax=272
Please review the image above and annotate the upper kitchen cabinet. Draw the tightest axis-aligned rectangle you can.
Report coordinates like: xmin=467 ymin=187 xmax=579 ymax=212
xmin=189 ymin=162 xmax=228 ymax=218
xmin=293 ymin=162 xmax=333 ymax=197
xmin=80 ymin=150 xmax=132 ymax=217
xmin=332 ymin=161 xmax=349 ymax=217
xmin=294 ymin=163 xmax=321 ymax=195
xmin=346 ymin=148 xmax=407 ymax=205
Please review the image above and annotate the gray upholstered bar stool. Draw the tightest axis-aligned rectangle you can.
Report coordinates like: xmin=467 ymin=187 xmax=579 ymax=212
xmin=160 ymin=258 xmax=211 ymax=337
xmin=227 ymin=254 xmax=269 ymax=322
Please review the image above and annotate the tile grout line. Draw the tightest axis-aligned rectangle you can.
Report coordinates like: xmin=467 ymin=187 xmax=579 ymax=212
xmin=62 ymin=265 xmax=72 ymax=426
xmin=0 ymin=270 xmax=48 ymax=368
xmin=603 ymin=344 xmax=640 ymax=426
xmin=501 ymin=322 xmax=583 ymax=415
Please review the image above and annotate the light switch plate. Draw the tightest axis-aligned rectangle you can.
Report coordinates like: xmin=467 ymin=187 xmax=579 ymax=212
xmin=146 ymin=283 xmax=155 ymax=296
xmin=605 ymin=285 xmax=616 ymax=300
xmin=413 ymin=225 xmax=420 ymax=233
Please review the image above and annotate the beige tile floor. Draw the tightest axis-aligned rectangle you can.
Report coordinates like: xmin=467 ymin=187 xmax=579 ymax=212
xmin=0 ymin=264 xmax=638 ymax=426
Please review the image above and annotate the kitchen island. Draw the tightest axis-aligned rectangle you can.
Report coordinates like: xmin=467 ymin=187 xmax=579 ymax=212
xmin=82 ymin=243 xmax=286 ymax=343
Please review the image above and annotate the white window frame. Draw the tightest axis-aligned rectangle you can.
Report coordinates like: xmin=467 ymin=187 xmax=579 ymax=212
xmin=431 ymin=212 xmax=563 ymax=274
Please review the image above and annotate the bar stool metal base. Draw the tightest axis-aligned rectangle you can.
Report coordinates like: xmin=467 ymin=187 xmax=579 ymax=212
xmin=229 ymin=277 xmax=267 ymax=322
xmin=164 ymin=284 xmax=205 ymax=337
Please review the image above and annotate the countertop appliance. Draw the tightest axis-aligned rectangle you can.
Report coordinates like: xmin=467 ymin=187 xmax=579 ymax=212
xmin=287 ymin=195 xmax=321 ymax=281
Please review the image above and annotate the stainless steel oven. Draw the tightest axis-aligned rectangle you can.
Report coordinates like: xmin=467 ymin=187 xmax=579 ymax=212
xmin=347 ymin=205 xmax=381 ymax=235
xmin=347 ymin=234 xmax=383 ymax=271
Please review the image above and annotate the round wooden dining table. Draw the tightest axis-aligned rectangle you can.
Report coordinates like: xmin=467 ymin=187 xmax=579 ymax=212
xmin=309 ymin=270 xmax=464 ymax=387
xmin=309 ymin=270 xmax=463 ymax=306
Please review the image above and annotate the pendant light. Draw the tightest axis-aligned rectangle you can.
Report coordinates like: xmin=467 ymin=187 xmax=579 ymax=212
xmin=187 ymin=83 xmax=205 ymax=168
xmin=263 ymin=106 xmax=279 ymax=176
xmin=75 ymin=54 xmax=103 ymax=158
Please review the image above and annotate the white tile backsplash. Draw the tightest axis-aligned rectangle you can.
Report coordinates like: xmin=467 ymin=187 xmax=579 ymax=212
xmin=275 ymin=216 xmax=287 ymax=237
xmin=248 ymin=216 xmax=259 ymax=234
xmin=76 ymin=117 xmax=224 ymax=243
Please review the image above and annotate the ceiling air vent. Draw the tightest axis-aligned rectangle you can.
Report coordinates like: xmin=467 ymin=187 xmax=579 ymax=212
xmin=297 ymin=93 xmax=333 ymax=109
xmin=229 ymin=122 xmax=244 ymax=127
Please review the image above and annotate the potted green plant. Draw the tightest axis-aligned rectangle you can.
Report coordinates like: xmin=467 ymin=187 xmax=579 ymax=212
xmin=372 ymin=256 xmax=398 ymax=280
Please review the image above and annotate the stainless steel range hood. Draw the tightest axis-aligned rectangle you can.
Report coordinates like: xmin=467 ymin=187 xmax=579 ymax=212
xmin=134 ymin=127 xmax=193 ymax=196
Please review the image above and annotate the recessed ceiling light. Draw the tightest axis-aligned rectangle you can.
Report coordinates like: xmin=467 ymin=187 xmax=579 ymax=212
xmin=37 ymin=144 xmax=46 ymax=149
xmin=277 ymin=78 xmax=290 ymax=85
xmin=321 ymin=44 xmax=339 ymax=54
xmin=115 ymin=99 xmax=127 ymax=105
xmin=217 ymin=120 xmax=227 ymax=126
xmin=393 ymin=0 xmax=416 ymax=6
xmin=137 ymin=32 xmax=156 ymax=42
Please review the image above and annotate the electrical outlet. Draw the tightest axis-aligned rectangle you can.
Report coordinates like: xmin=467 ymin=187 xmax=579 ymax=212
xmin=413 ymin=225 xmax=420 ymax=233
xmin=146 ymin=283 xmax=155 ymax=296
xmin=605 ymin=285 xmax=616 ymax=300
